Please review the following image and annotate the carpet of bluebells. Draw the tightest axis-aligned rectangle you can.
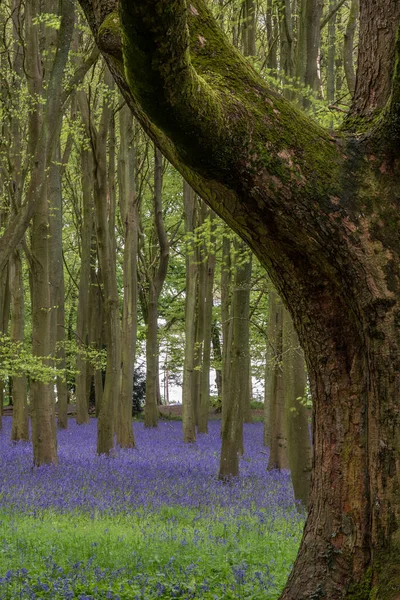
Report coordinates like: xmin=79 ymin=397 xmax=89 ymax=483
xmin=0 ymin=417 xmax=304 ymax=599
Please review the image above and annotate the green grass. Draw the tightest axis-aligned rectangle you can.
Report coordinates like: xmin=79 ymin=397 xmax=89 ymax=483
xmin=0 ymin=507 xmax=302 ymax=598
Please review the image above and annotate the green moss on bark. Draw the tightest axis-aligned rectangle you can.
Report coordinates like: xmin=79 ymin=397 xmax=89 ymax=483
xmin=345 ymin=568 xmax=372 ymax=599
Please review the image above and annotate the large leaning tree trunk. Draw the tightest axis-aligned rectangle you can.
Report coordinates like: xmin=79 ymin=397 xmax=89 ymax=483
xmin=78 ymin=0 xmax=400 ymax=597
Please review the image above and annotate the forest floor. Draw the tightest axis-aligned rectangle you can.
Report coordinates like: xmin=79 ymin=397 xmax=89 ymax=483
xmin=0 ymin=417 xmax=302 ymax=599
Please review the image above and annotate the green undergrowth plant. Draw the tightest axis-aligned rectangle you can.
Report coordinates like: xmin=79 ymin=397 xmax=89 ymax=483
xmin=0 ymin=507 xmax=302 ymax=599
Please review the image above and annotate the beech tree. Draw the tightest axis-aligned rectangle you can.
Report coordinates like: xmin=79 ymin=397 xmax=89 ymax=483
xmin=78 ymin=0 xmax=400 ymax=597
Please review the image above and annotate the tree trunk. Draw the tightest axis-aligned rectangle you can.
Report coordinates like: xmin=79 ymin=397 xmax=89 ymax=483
xmin=27 ymin=0 xmax=75 ymax=465
xmin=283 ymin=307 xmax=311 ymax=508
xmin=74 ymin=131 xmax=94 ymax=425
xmin=0 ymin=261 xmax=11 ymax=431
xmin=219 ymin=240 xmax=252 ymax=477
xmin=343 ymin=0 xmax=359 ymax=97
xmin=220 ymin=233 xmax=232 ymax=431
xmin=198 ymin=207 xmax=216 ymax=434
xmin=296 ymin=0 xmax=324 ymax=102
xmin=48 ymin=143 xmax=69 ymax=429
xmin=85 ymin=69 xmax=121 ymax=455
xmin=77 ymin=0 xmax=400 ymax=595
xmin=117 ymin=103 xmax=138 ymax=448
xmin=144 ymin=147 xmax=169 ymax=427
xmin=182 ymin=181 xmax=197 ymax=443
xmin=267 ymin=290 xmax=289 ymax=470
xmin=9 ymin=248 xmax=29 ymax=442
xmin=211 ymin=319 xmax=223 ymax=402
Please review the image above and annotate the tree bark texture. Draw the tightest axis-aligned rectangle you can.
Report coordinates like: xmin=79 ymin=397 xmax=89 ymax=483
xmin=77 ymin=0 xmax=400 ymax=596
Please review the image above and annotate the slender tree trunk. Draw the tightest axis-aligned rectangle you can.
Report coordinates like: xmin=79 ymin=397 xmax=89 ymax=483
xmin=296 ymin=0 xmax=324 ymax=103
xmin=144 ymin=148 xmax=169 ymax=427
xmin=92 ymin=71 xmax=121 ymax=455
xmin=343 ymin=0 xmax=359 ymax=96
xmin=211 ymin=319 xmax=222 ymax=402
xmin=27 ymin=0 xmax=75 ymax=465
xmin=242 ymin=0 xmax=256 ymax=57
xmin=239 ymin=249 xmax=252 ymax=424
xmin=48 ymin=143 xmax=68 ymax=429
xmin=9 ymin=248 xmax=28 ymax=442
xmin=0 ymin=262 xmax=11 ymax=430
xmin=220 ymin=233 xmax=232 ymax=431
xmin=263 ymin=343 xmax=270 ymax=446
xmin=89 ymin=256 xmax=104 ymax=417
xmin=198 ymin=208 xmax=216 ymax=434
xmin=219 ymin=242 xmax=252 ymax=478
xmin=267 ymin=291 xmax=289 ymax=470
xmin=283 ymin=308 xmax=312 ymax=507
xmin=182 ymin=181 xmax=197 ymax=443
xmin=75 ymin=134 xmax=94 ymax=425
xmin=117 ymin=104 xmax=138 ymax=448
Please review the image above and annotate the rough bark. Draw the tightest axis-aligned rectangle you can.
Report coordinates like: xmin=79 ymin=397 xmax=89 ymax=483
xmin=76 ymin=0 xmax=400 ymax=596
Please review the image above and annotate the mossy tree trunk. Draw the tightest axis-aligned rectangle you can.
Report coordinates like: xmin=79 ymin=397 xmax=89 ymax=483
xmin=78 ymin=0 xmax=400 ymax=596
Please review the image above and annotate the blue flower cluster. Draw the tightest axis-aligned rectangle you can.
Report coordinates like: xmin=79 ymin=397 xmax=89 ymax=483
xmin=0 ymin=418 xmax=302 ymax=598
xmin=0 ymin=419 xmax=296 ymax=516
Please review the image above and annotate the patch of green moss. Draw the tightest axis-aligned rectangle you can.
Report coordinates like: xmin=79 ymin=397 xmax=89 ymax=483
xmin=346 ymin=568 xmax=373 ymax=600
xmin=98 ymin=12 xmax=120 ymax=37
xmin=98 ymin=13 xmax=122 ymax=59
